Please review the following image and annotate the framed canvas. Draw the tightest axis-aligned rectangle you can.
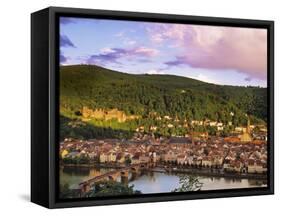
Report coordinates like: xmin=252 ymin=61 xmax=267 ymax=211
xmin=31 ymin=6 xmax=274 ymax=208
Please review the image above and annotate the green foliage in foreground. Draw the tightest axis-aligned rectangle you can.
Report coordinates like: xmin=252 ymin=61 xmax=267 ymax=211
xmin=86 ymin=181 xmax=141 ymax=197
xmin=60 ymin=181 xmax=141 ymax=199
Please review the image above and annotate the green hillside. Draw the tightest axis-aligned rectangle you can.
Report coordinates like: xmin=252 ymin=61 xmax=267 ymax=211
xmin=59 ymin=65 xmax=267 ymax=140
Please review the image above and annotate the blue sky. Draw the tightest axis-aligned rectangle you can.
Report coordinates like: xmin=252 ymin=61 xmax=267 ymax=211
xmin=60 ymin=17 xmax=267 ymax=87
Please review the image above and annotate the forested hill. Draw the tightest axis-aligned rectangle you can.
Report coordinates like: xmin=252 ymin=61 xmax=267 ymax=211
xmin=60 ymin=64 xmax=267 ymax=126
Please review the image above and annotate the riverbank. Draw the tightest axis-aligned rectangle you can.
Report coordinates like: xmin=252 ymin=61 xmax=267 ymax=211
xmin=155 ymin=168 xmax=267 ymax=180
xmin=61 ymin=163 xmax=267 ymax=180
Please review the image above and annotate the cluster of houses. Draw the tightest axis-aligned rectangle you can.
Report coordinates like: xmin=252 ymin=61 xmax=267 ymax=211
xmin=135 ymin=117 xmax=228 ymax=132
xmin=134 ymin=113 xmax=267 ymax=141
xmin=60 ymin=133 xmax=268 ymax=175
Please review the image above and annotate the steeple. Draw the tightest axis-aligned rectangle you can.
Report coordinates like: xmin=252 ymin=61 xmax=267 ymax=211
xmin=240 ymin=115 xmax=252 ymax=142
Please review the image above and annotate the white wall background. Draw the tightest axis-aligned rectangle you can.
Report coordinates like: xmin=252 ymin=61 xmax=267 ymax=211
xmin=0 ymin=0 xmax=279 ymax=215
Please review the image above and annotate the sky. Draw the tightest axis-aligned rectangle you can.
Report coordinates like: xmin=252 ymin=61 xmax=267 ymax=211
xmin=60 ymin=17 xmax=267 ymax=87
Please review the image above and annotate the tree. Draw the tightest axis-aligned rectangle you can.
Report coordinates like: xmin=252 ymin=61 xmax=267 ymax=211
xmin=86 ymin=181 xmax=141 ymax=197
xmin=172 ymin=175 xmax=203 ymax=192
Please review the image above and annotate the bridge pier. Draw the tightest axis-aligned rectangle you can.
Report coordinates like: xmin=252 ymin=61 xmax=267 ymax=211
xmin=80 ymin=183 xmax=91 ymax=193
xmin=121 ymin=170 xmax=129 ymax=177
xmin=108 ymin=173 xmax=119 ymax=181
xmin=120 ymin=170 xmax=129 ymax=184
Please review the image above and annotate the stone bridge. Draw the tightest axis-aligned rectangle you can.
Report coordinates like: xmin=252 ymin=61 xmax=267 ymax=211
xmin=79 ymin=162 xmax=153 ymax=193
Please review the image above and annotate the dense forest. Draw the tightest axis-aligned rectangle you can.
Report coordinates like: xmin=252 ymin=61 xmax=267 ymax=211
xmin=60 ymin=65 xmax=267 ymax=140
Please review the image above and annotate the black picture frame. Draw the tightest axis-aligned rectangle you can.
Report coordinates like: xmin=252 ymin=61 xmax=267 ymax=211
xmin=31 ymin=6 xmax=274 ymax=209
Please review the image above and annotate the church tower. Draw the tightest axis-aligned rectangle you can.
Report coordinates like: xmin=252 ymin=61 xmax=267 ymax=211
xmin=240 ymin=115 xmax=252 ymax=142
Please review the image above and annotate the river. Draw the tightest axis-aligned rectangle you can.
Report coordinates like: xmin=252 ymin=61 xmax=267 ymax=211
xmin=60 ymin=166 xmax=266 ymax=194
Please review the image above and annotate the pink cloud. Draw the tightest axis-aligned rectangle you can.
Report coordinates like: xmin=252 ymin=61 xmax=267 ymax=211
xmin=133 ymin=47 xmax=158 ymax=56
xmin=147 ymin=24 xmax=267 ymax=80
